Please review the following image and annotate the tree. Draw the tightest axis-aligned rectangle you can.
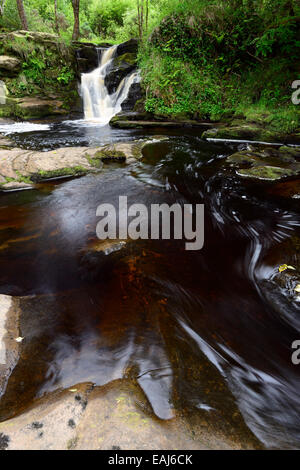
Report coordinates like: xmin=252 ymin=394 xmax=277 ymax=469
xmin=0 ymin=0 xmax=6 ymax=17
xmin=137 ymin=0 xmax=149 ymax=41
xmin=54 ymin=0 xmax=60 ymax=34
xmin=16 ymin=0 xmax=28 ymax=30
xmin=71 ymin=0 xmax=80 ymax=41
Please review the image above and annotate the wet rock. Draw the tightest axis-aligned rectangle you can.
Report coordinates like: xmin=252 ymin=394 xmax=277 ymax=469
xmin=226 ymin=147 xmax=300 ymax=181
xmin=278 ymin=146 xmax=300 ymax=159
xmin=116 ymin=39 xmax=138 ymax=56
xmin=0 ymin=378 xmax=261 ymax=450
xmin=0 ymin=134 xmax=14 ymax=149
xmin=110 ymin=116 xmax=212 ymax=129
xmin=75 ymin=45 xmax=99 ymax=74
xmin=237 ymin=166 xmax=296 ymax=180
xmin=0 ymin=295 xmax=20 ymax=398
xmin=121 ymin=82 xmax=143 ymax=111
xmin=0 ymin=383 xmax=91 ymax=450
xmin=202 ymin=125 xmax=282 ymax=143
xmin=0 ymin=432 xmax=10 ymax=450
xmin=105 ymin=52 xmax=137 ymax=95
xmin=0 ymin=137 xmax=169 ymax=190
xmin=15 ymin=98 xmax=65 ymax=119
xmin=258 ymin=237 xmax=300 ymax=330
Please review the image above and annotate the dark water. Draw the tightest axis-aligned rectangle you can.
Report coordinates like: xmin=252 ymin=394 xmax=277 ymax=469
xmin=0 ymin=121 xmax=299 ymax=448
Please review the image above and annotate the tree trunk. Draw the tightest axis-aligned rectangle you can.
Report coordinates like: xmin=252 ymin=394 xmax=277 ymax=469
xmin=71 ymin=0 xmax=80 ymax=41
xmin=0 ymin=0 xmax=6 ymax=17
xmin=54 ymin=0 xmax=60 ymax=34
xmin=16 ymin=0 xmax=28 ymax=30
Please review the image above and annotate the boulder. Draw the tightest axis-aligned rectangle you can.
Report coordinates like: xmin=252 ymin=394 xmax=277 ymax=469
xmin=15 ymin=98 xmax=65 ymax=119
xmin=116 ymin=38 xmax=138 ymax=56
xmin=0 ymin=56 xmax=21 ymax=75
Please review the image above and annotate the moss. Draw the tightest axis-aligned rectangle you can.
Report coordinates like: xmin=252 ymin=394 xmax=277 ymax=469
xmin=115 ymin=52 xmax=137 ymax=67
xmin=33 ymin=166 xmax=88 ymax=182
xmin=237 ymin=165 xmax=296 ymax=180
xmin=85 ymin=153 xmax=103 ymax=169
xmin=202 ymin=125 xmax=281 ymax=142
xmin=95 ymin=149 xmax=126 ymax=162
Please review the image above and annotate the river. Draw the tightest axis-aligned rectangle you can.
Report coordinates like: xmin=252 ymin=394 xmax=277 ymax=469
xmin=0 ymin=120 xmax=299 ymax=449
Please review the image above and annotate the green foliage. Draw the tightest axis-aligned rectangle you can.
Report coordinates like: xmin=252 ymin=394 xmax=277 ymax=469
xmin=57 ymin=66 xmax=75 ymax=85
xmin=137 ymin=0 xmax=300 ymax=133
xmin=23 ymin=54 xmax=45 ymax=83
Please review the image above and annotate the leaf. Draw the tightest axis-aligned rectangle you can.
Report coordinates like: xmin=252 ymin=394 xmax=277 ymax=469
xmin=279 ymin=264 xmax=296 ymax=272
xmin=69 ymin=389 xmax=78 ymax=393
xmin=294 ymin=284 xmax=300 ymax=293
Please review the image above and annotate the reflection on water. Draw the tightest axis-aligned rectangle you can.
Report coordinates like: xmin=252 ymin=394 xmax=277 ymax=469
xmin=0 ymin=130 xmax=299 ymax=448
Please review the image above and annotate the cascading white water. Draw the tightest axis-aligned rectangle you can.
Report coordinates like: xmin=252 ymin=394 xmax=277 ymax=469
xmin=81 ymin=45 xmax=140 ymax=125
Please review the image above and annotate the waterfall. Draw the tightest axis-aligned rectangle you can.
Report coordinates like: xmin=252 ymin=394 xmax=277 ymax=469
xmin=81 ymin=45 xmax=140 ymax=125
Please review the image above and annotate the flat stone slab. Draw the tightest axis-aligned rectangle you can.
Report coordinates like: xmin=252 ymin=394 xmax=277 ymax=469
xmin=110 ymin=119 xmax=214 ymax=129
xmin=0 ymin=378 xmax=261 ymax=450
xmin=0 ymin=137 xmax=167 ymax=191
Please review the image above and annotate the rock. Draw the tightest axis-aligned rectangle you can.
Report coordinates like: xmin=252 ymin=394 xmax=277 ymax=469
xmin=202 ymin=125 xmax=282 ymax=143
xmin=0 ymin=137 xmax=168 ymax=190
xmin=278 ymin=146 xmax=300 ymax=159
xmin=0 ymin=56 xmax=21 ymax=75
xmin=105 ymin=52 xmax=137 ymax=95
xmin=0 ymin=134 xmax=14 ymax=149
xmin=121 ymin=82 xmax=143 ymax=111
xmin=116 ymin=39 xmax=138 ymax=56
xmin=15 ymin=98 xmax=65 ymax=119
xmin=0 ymin=31 xmax=77 ymax=118
xmin=258 ymin=237 xmax=300 ymax=330
xmin=0 ymin=295 xmax=20 ymax=398
xmin=0 ymin=81 xmax=8 ymax=105
xmin=75 ymin=45 xmax=99 ymax=74
xmin=226 ymin=147 xmax=300 ymax=181
xmin=110 ymin=117 xmax=214 ymax=129
xmin=0 ymin=377 xmax=261 ymax=450
xmin=236 ymin=166 xmax=296 ymax=180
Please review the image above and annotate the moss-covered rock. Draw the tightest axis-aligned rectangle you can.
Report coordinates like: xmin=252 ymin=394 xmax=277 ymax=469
xmin=236 ymin=165 xmax=296 ymax=180
xmin=202 ymin=125 xmax=283 ymax=143
xmin=226 ymin=146 xmax=300 ymax=181
xmin=0 ymin=31 xmax=78 ymax=119
xmin=0 ymin=137 xmax=169 ymax=191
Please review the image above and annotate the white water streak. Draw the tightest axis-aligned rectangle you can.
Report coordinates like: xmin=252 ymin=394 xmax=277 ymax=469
xmin=81 ymin=45 xmax=140 ymax=125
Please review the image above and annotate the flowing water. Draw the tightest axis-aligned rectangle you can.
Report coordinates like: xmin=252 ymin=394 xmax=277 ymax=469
xmin=0 ymin=48 xmax=299 ymax=448
xmin=0 ymin=121 xmax=299 ymax=448
xmin=80 ymin=45 xmax=140 ymax=124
